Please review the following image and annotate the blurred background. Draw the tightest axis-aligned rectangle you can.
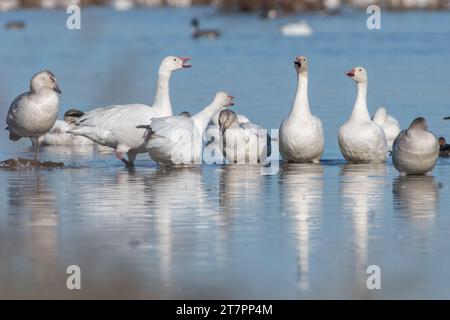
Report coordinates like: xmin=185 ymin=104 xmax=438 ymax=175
xmin=1 ymin=0 xmax=449 ymax=11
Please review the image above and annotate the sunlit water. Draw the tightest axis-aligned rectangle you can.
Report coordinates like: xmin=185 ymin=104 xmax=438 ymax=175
xmin=1 ymin=7 xmax=450 ymax=299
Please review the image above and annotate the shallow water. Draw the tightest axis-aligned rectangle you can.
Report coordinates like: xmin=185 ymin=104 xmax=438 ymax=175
xmin=1 ymin=7 xmax=450 ymax=299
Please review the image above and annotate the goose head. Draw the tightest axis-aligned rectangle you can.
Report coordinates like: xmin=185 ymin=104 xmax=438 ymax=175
xmin=438 ymin=137 xmax=447 ymax=146
xmin=294 ymin=56 xmax=308 ymax=72
xmin=218 ymin=109 xmax=239 ymax=135
xmin=409 ymin=117 xmax=428 ymax=131
xmin=346 ymin=66 xmax=367 ymax=83
xmin=161 ymin=56 xmax=191 ymax=73
xmin=30 ymin=70 xmax=61 ymax=94
xmin=214 ymin=91 xmax=235 ymax=108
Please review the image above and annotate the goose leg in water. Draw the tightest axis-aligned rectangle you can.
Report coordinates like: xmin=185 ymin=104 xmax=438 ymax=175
xmin=33 ymin=137 xmax=41 ymax=160
xmin=115 ymin=151 xmax=133 ymax=167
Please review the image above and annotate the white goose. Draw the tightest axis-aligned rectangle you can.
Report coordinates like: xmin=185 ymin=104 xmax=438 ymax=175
xmin=143 ymin=92 xmax=234 ymax=166
xmin=69 ymin=56 xmax=191 ymax=166
xmin=218 ymin=109 xmax=269 ymax=164
xmin=392 ymin=117 xmax=439 ymax=175
xmin=38 ymin=109 xmax=93 ymax=146
xmin=371 ymin=107 xmax=401 ymax=152
xmin=338 ymin=66 xmax=387 ymax=163
xmin=6 ymin=70 xmax=62 ymax=160
xmin=279 ymin=56 xmax=324 ymax=163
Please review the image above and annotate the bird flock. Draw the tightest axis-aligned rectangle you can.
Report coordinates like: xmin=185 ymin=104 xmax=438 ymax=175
xmin=5 ymin=55 xmax=447 ymax=175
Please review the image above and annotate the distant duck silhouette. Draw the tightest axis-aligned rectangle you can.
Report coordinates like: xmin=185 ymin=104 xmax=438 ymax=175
xmin=439 ymin=137 xmax=450 ymax=157
xmin=191 ymin=18 xmax=221 ymax=40
xmin=280 ymin=21 xmax=313 ymax=37
xmin=5 ymin=21 xmax=25 ymax=30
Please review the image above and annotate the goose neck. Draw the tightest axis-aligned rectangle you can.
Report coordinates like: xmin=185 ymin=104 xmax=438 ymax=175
xmin=193 ymin=101 xmax=224 ymax=134
xmin=290 ymin=71 xmax=311 ymax=120
xmin=153 ymin=69 xmax=173 ymax=116
xmin=350 ymin=81 xmax=370 ymax=121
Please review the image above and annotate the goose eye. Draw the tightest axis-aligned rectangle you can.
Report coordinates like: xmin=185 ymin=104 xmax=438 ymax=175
xmin=173 ymin=58 xmax=177 ymax=62
xmin=359 ymin=68 xmax=362 ymax=71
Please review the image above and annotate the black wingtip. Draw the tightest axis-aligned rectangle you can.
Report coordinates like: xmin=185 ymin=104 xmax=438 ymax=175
xmin=136 ymin=125 xmax=151 ymax=130
xmin=266 ymin=132 xmax=272 ymax=157
xmin=444 ymin=116 xmax=450 ymax=120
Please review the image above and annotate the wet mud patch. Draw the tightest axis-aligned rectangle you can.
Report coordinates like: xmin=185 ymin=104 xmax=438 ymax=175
xmin=0 ymin=158 xmax=64 ymax=170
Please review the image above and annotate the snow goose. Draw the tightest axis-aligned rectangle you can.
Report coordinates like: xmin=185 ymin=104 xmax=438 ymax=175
xmin=205 ymin=109 xmax=249 ymax=143
xmin=203 ymin=109 xmax=250 ymax=163
xmin=38 ymin=109 xmax=93 ymax=146
xmin=371 ymin=107 xmax=401 ymax=152
xmin=438 ymin=137 xmax=450 ymax=157
xmin=6 ymin=70 xmax=61 ymax=160
xmin=218 ymin=109 xmax=269 ymax=164
xmin=338 ymin=66 xmax=387 ymax=163
xmin=69 ymin=56 xmax=191 ymax=166
xmin=279 ymin=56 xmax=324 ymax=163
xmin=392 ymin=117 xmax=439 ymax=175
xmin=143 ymin=92 xmax=234 ymax=166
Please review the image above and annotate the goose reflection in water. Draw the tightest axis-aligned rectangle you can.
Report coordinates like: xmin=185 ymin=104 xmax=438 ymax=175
xmin=146 ymin=167 xmax=219 ymax=290
xmin=393 ymin=175 xmax=440 ymax=242
xmin=280 ymin=163 xmax=324 ymax=291
xmin=218 ymin=165 xmax=267 ymax=262
xmin=339 ymin=164 xmax=386 ymax=287
xmin=218 ymin=165 xmax=265 ymax=216
xmin=2 ymin=172 xmax=59 ymax=298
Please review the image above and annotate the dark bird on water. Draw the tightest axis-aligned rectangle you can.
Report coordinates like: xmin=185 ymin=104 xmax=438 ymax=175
xmin=191 ymin=18 xmax=221 ymax=40
xmin=439 ymin=137 xmax=450 ymax=157
xmin=5 ymin=21 xmax=26 ymax=30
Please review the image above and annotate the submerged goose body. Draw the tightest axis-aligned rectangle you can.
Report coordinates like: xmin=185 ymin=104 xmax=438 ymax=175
xmin=39 ymin=109 xmax=93 ymax=146
xmin=371 ymin=107 xmax=401 ymax=151
xmin=144 ymin=92 xmax=234 ymax=166
xmin=279 ymin=56 xmax=324 ymax=163
xmin=392 ymin=117 xmax=439 ymax=175
xmin=338 ymin=66 xmax=387 ymax=163
xmin=6 ymin=70 xmax=62 ymax=159
xmin=69 ymin=56 xmax=191 ymax=166
xmin=218 ymin=109 xmax=269 ymax=164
